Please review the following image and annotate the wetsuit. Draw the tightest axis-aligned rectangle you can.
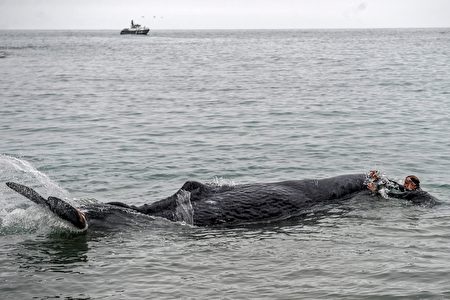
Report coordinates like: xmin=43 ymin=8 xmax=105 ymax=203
xmin=387 ymin=187 xmax=437 ymax=205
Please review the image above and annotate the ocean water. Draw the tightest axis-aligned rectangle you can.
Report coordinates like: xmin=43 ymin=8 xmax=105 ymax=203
xmin=1 ymin=29 xmax=450 ymax=299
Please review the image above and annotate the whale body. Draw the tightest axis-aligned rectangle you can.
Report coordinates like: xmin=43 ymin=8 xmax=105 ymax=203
xmin=6 ymin=173 xmax=437 ymax=230
xmin=127 ymin=173 xmax=367 ymax=226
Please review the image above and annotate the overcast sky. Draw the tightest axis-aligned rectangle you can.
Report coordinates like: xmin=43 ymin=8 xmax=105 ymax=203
xmin=1 ymin=0 xmax=449 ymax=30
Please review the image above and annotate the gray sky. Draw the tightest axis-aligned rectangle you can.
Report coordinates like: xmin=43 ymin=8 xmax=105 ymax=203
xmin=1 ymin=0 xmax=449 ymax=30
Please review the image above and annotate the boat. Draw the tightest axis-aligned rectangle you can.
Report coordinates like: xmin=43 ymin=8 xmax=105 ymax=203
xmin=120 ymin=20 xmax=149 ymax=35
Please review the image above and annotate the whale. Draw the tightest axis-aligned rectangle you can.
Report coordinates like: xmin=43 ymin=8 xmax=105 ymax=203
xmin=5 ymin=173 xmax=436 ymax=231
xmin=119 ymin=173 xmax=368 ymax=226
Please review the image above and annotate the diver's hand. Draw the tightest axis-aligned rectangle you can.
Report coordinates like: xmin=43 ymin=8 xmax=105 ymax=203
xmin=367 ymin=182 xmax=378 ymax=192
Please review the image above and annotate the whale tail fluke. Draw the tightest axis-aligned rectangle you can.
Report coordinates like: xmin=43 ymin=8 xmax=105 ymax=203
xmin=6 ymin=181 xmax=49 ymax=207
xmin=6 ymin=182 xmax=88 ymax=231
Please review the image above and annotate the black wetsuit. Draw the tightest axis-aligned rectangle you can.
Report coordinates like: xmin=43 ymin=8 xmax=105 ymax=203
xmin=387 ymin=187 xmax=437 ymax=205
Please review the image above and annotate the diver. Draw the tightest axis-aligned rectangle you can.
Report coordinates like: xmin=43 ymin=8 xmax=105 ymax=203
xmin=365 ymin=171 xmax=435 ymax=205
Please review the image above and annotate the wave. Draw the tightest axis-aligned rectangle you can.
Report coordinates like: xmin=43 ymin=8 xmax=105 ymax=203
xmin=0 ymin=45 xmax=49 ymax=51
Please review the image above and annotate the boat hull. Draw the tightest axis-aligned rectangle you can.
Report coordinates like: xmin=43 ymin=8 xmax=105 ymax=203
xmin=120 ymin=28 xmax=149 ymax=35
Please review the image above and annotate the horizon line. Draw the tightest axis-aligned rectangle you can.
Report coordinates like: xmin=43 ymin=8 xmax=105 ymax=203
xmin=1 ymin=26 xmax=449 ymax=31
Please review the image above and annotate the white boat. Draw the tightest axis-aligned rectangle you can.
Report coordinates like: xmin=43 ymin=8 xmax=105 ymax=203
xmin=120 ymin=20 xmax=149 ymax=35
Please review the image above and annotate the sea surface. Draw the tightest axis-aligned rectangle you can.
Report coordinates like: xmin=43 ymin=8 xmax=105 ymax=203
xmin=1 ymin=29 xmax=450 ymax=299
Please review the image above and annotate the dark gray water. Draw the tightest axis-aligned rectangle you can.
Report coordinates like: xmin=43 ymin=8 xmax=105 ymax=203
xmin=1 ymin=29 xmax=450 ymax=299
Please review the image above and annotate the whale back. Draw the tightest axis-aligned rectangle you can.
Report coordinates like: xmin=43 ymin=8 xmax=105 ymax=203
xmin=190 ymin=174 xmax=367 ymax=226
xmin=282 ymin=173 xmax=366 ymax=202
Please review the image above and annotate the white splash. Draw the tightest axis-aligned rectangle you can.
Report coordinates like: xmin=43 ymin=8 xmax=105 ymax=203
xmin=207 ymin=176 xmax=236 ymax=187
xmin=0 ymin=206 xmax=76 ymax=235
xmin=0 ymin=155 xmax=75 ymax=234
xmin=0 ymin=154 xmax=69 ymax=199
xmin=364 ymin=170 xmax=402 ymax=200
xmin=175 ymin=189 xmax=194 ymax=225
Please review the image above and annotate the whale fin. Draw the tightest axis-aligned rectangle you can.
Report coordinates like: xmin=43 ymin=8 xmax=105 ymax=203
xmin=6 ymin=181 xmax=49 ymax=207
xmin=6 ymin=182 xmax=88 ymax=231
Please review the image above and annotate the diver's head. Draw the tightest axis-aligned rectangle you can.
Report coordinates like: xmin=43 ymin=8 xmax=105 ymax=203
xmin=404 ymin=175 xmax=420 ymax=191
